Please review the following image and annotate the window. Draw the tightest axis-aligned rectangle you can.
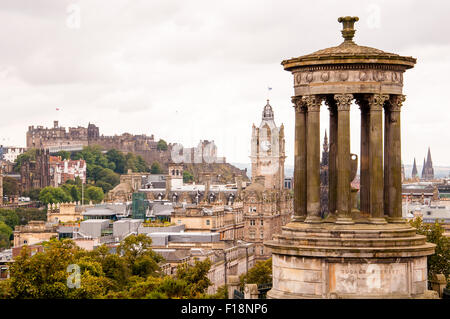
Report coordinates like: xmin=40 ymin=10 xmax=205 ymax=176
xmin=206 ymin=220 xmax=210 ymax=226
xmin=260 ymin=247 xmax=264 ymax=255
xmin=250 ymin=220 xmax=255 ymax=226
xmin=261 ymin=220 xmax=264 ymax=226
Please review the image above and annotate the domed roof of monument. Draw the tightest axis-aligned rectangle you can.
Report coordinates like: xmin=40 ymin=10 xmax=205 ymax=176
xmin=282 ymin=16 xmax=416 ymax=70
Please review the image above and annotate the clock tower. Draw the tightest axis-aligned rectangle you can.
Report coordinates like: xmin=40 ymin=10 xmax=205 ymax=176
xmin=250 ymin=100 xmax=286 ymax=190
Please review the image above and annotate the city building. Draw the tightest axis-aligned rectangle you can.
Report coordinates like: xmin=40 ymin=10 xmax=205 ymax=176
xmin=20 ymin=149 xmax=50 ymax=192
xmin=13 ymin=221 xmax=58 ymax=247
xmin=243 ymin=100 xmax=293 ymax=261
xmin=49 ymin=156 xmax=86 ymax=186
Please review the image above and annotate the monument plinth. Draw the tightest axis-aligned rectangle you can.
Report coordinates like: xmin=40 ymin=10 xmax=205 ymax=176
xmin=265 ymin=16 xmax=436 ymax=299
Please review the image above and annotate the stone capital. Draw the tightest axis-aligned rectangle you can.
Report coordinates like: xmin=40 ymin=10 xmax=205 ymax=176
xmin=292 ymin=96 xmax=307 ymax=113
xmin=388 ymin=94 xmax=406 ymax=112
xmin=367 ymin=94 xmax=389 ymax=111
xmin=334 ymin=93 xmax=353 ymax=111
xmin=302 ymin=95 xmax=322 ymax=112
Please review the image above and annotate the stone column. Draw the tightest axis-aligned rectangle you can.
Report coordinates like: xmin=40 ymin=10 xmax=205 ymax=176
xmin=357 ymin=97 xmax=370 ymax=215
xmin=334 ymin=93 xmax=353 ymax=224
xmin=367 ymin=94 xmax=389 ymax=224
xmin=292 ymin=96 xmax=307 ymax=222
xmin=302 ymin=95 xmax=322 ymax=223
xmin=325 ymin=96 xmax=337 ymax=221
xmin=386 ymin=94 xmax=406 ymax=223
xmin=384 ymin=101 xmax=391 ymax=220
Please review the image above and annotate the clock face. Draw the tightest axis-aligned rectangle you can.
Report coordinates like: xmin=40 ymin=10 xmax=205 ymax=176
xmin=260 ymin=140 xmax=271 ymax=152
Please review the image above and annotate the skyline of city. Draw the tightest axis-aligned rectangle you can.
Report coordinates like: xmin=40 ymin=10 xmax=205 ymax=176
xmin=0 ymin=1 xmax=449 ymax=166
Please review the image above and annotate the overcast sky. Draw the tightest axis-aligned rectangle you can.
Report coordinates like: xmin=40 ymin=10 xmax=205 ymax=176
xmin=0 ymin=0 xmax=449 ymax=167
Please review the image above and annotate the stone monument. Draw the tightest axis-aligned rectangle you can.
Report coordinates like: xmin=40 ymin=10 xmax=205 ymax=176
xmin=265 ymin=16 xmax=436 ymax=298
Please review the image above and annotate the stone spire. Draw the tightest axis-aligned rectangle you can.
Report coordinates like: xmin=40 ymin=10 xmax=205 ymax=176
xmin=411 ymin=158 xmax=418 ymax=179
xmin=421 ymin=157 xmax=426 ymax=177
xmin=422 ymin=147 xmax=434 ymax=180
xmin=321 ymin=130 xmax=329 ymax=166
xmin=426 ymin=147 xmax=432 ymax=167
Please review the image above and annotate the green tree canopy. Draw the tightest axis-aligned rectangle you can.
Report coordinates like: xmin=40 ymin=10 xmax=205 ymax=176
xmin=157 ymin=139 xmax=168 ymax=151
xmin=39 ymin=186 xmax=72 ymax=205
xmin=0 ymin=221 xmax=12 ymax=249
xmin=150 ymin=161 xmax=163 ymax=174
xmin=183 ymin=171 xmax=194 ymax=183
xmin=410 ymin=217 xmax=449 ymax=279
xmin=239 ymin=258 xmax=272 ymax=289
xmin=2 ymin=176 xmax=19 ymax=196
xmin=13 ymin=149 xmax=36 ymax=172
xmin=55 ymin=150 xmax=71 ymax=160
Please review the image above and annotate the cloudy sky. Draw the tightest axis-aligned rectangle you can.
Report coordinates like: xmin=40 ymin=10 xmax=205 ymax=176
xmin=0 ymin=0 xmax=449 ymax=168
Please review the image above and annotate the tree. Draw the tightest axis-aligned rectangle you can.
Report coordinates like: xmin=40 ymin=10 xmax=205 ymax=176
xmin=96 ymin=168 xmax=120 ymax=188
xmin=176 ymin=259 xmax=212 ymax=298
xmin=56 ymin=150 xmax=71 ymax=160
xmin=117 ymin=234 xmax=163 ymax=278
xmin=183 ymin=171 xmax=194 ymax=183
xmin=106 ymin=149 xmax=126 ymax=174
xmin=0 ymin=221 xmax=12 ymax=249
xmin=39 ymin=187 xmax=72 ymax=205
xmin=22 ymin=188 xmax=41 ymax=201
xmin=410 ymin=217 xmax=449 ymax=279
xmin=151 ymin=161 xmax=163 ymax=174
xmin=239 ymin=258 xmax=272 ymax=288
xmin=2 ymin=177 xmax=19 ymax=196
xmin=13 ymin=149 xmax=36 ymax=172
xmin=157 ymin=139 xmax=168 ymax=151
xmin=0 ymin=209 xmax=20 ymax=230
xmin=86 ymin=186 xmax=104 ymax=203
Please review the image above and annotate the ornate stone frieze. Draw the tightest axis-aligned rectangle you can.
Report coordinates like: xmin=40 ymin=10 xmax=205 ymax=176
xmin=294 ymin=69 xmax=404 ymax=86
xmin=302 ymin=95 xmax=323 ymax=112
xmin=334 ymin=94 xmax=353 ymax=111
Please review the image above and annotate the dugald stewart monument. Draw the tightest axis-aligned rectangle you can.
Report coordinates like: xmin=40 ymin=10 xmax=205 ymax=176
xmin=265 ymin=16 xmax=436 ymax=299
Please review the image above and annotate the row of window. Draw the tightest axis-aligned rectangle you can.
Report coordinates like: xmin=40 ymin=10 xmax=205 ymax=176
xmin=249 ymin=220 xmax=263 ymax=226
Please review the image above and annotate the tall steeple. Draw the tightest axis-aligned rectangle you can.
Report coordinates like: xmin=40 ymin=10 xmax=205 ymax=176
xmin=411 ymin=158 xmax=418 ymax=179
xmin=426 ymin=147 xmax=432 ymax=167
xmin=321 ymin=130 xmax=329 ymax=166
xmin=422 ymin=147 xmax=434 ymax=180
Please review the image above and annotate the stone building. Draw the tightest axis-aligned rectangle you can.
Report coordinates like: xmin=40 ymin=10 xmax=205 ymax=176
xmin=243 ymin=101 xmax=293 ymax=261
xmin=46 ymin=202 xmax=83 ymax=223
xmin=26 ymin=121 xmax=173 ymax=165
xmin=20 ymin=149 xmax=50 ymax=192
xmin=171 ymin=202 xmax=244 ymax=241
xmin=13 ymin=221 xmax=58 ymax=247
xmin=421 ymin=147 xmax=434 ymax=181
xmin=49 ymin=156 xmax=86 ymax=187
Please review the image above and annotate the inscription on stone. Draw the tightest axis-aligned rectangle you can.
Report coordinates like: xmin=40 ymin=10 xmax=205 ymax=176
xmin=330 ymin=263 xmax=408 ymax=295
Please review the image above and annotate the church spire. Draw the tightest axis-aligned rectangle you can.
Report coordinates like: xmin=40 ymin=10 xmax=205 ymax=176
xmin=411 ymin=158 xmax=418 ymax=178
xmin=426 ymin=147 xmax=432 ymax=167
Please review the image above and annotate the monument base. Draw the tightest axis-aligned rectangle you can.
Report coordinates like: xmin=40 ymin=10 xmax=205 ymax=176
xmin=265 ymin=221 xmax=436 ymax=299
